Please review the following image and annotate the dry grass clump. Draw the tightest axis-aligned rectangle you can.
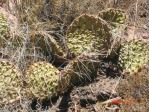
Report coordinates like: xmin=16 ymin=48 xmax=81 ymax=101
xmin=2 ymin=0 xmax=149 ymax=28
xmin=0 ymin=100 xmax=32 ymax=112
xmin=126 ymin=0 xmax=149 ymax=26
xmin=0 ymin=28 xmax=48 ymax=73
xmin=4 ymin=0 xmax=129 ymax=31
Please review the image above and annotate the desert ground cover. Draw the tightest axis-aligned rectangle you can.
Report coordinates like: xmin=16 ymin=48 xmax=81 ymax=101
xmin=0 ymin=0 xmax=149 ymax=112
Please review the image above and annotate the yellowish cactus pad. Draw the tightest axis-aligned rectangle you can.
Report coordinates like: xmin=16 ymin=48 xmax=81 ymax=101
xmin=0 ymin=13 xmax=8 ymax=35
xmin=30 ymin=31 xmax=66 ymax=64
xmin=118 ymin=39 xmax=149 ymax=73
xmin=0 ymin=60 xmax=22 ymax=104
xmin=0 ymin=13 xmax=9 ymax=47
xmin=60 ymin=54 xmax=103 ymax=87
xmin=98 ymin=8 xmax=127 ymax=37
xmin=66 ymin=14 xmax=112 ymax=58
xmin=98 ymin=8 xmax=127 ymax=25
xmin=98 ymin=8 xmax=128 ymax=57
xmin=26 ymin=62 xmax=60 ymax=99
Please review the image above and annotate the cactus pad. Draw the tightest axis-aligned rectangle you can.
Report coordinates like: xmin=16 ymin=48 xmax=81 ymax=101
xmin=98 ymin=8 xmax=127 ymax=38
xmin=0 ymin=12 xmax=22 ymax=48
xmin=60 ymin=54 xmax=103 ymax=87
xmin=98 ymin=8 xmax=127 ymax=57
xmin=0 ymin=13 xmax=8 ymax=35
xmin=26 ymin=62 xmax=60 ymax=99
xmin=118 ymin=39 xmax=149 ymax=73
xmin=66 ymin=14 xmax=112 ymax=58
xmin=31 ymin=31 xmax=66 ymax=64
xmin=98 ymin=8 xmax=127 ymax=36
xmin=0 ymin=60 xmax=22 ymax=104
xmin=0 ymin=13 xmax=9 ymax=47
xmin=98 ymin=8 xmax=127 ymax=26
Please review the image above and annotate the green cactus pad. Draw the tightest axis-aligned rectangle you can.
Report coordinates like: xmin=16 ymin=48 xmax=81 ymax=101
xmin=0 ymin=13 xmax=23 ymax=48
xmin=26 ymin=62 xmax=60 ymax=99
xmin=0 ymin=60 xmax=22 ymax=104
xmin=98 ymin=8 xmax=127 ymax=37
xmin=0 ymin=13 xmax=9 ymax=47
xmin=98 ymin=8 xmax=127 ymax=57
xmin=66 ymin=14 xmax=112 ymax=58
xmin=98 ymin=8 xmax=127 ymax=25
xmin=31 ymin=31 xmax=66 ymax=64
xmin=118 ymin=39 xmax=149 ymax=73
xmin=60 ymin=54 xmax=103 ymax=87
xmin=0 ymin=13 xmax=8 ymax=35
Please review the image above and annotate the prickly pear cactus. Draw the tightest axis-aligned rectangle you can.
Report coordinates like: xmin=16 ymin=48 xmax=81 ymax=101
xmin=0 ymin=13 xmax=9 ymax=47
xmin=66 ymin=14 xmax=113 ymax=58
xmin=0 ymin=60 xmax=22 ymax=104
xmin=60 ymin=54 xmax=103 ymax=87
xmin=98 ymin=8 xmax=127 ymax=24
xmin=0 ymin=13 xmax=8 ymax=35
xmin=26 ymin=62 xmax=60 ymax=99
xmin=118 ymin=39 xmax=149 ymax=73
xmin=98 ymin=8 xmax=127 ymax=57
xmin=0 ymin=13 xmax=23 ymax=48
xmin=98 ymin=8 xmax=127 ymax=36
xmin=30 ymin=31 xmax=66 ymax=64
